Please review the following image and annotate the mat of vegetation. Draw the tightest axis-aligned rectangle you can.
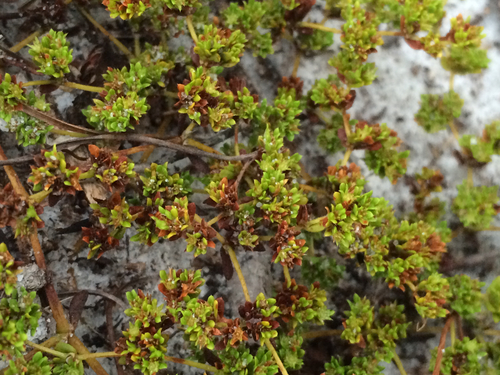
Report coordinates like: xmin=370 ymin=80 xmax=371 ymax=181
xmin=1 ymin=0 xmax=500 ymax=375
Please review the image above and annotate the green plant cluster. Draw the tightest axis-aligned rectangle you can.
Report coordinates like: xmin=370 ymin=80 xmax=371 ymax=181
xmin=116 ymin=270 xmax=333 ymax=374
xmin=0 ymin=73 xmax=24 ymax=123
xmin=83 ymin=62 xmax=152 ymax=132
xmin=297 ymin=29 xmax=334 ymax=52
xmin=118 ymin=289 xmax=169 ymax=374
xmin=310 ymin=75 xmax=355 ymax=112
xmin=28 ymin=145 xmax=82 ymax=194
xmin=430 ymin=337 xmax=487 ymax=375
xmin=8 ymin=92 xmax=52 ymax=147
xmin=131 ymin=43 xmax=175 ymax=86
xmin=0 ymin=277 xmax=86 ymax=375
xmin=0 ymin=243 xmax=20 ymax=296
xmin=0 ymin=277 xmax=41 ymax=359
xmin=301 ymin=256 xmax=345 ymax=289
xmin=5 ymin=351 xmax=51 ymax=375
xmin=347 ymin=121 xmax=410 ymax=183
xmin=0 ymin=184 xmax=45 ymax=239
xmin=277 ymin=331 xmax=304 ymax=370
xmin=341 ymin=295 xmax=409 ymax=362
xmin=329 ymin=0 xmax=383 ymax=88
xmin=0 ymin=74 xmax=53 ymax=147
xmin=28 ymin=30 xmax=73 ymax=78
xmin=414 ymin=272 xmax=450 ymax=319
xmin=51 ymin=343 xmax=85 ymax=375
xmin=448 ymin=274 xmax=484 ymax=319
xmin=217 ymin=344 xmax=279 ymax=375
xmin=194 ymin=25 xmax=247 ymax=68
xmin=485 ymin=276 xmax=500 ymax=323
xmin=317 ymin=112 xmax=345 ymax=154
xmin=401 ymin=0 xmax=445 ymax=35
xmin=452 ymin=182 xmax=499 ymax=230
xmin=415 ymin=91 xmax=463 ymax=133
xmin=103 ymin=0 xmax=151 ymax=19
xmin=140 ymin=162 xmax=193 ymax=198
xmin=441 ymin=15 xmax=490 ymax=75
xmin=460 ymin=121 xmax=500 ymax=163
xmin=6 ymin=341 xmax=85 ymax=375
xmin=222 ymin=0 xmax=276 ymax=58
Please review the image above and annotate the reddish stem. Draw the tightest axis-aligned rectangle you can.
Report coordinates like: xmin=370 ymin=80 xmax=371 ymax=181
xmin=432 ymin=315 xmax=453 ymax=375
xmin=0 ymin=145 xmax=109 ymax=375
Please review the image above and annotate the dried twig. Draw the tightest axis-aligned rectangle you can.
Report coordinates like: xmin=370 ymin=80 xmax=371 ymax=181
xmin=0 ymin=45 xmax=42 ymax=75
xmin=0 ymin=134 xmax=258 ymax=167
xmin=234 ymin=156 xmax=257 ymax=190
xmin=22 ymin=105 xmax=103 ymax=135
xmin=58 ymin=289 xmax=128 ymax=310
xmin=105 ymin=301 xmax=125 ymax=375
xmin=0 ymin=145 xmax=110 ymax=375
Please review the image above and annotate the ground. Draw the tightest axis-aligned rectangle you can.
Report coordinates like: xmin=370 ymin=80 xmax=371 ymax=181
xmin=1 ymin=0 xmax=500 ymax=374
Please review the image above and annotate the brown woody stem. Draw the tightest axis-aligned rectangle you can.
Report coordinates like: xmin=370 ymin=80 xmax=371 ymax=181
xmin=432 ymin=315 xmax=453 ymax=375
xmin=450 ymin=319 xmax=456 ymax=347
xmin=0 ymin=145 xmax=109 ymax=375
xmin=483 ymin=227 xmax=500 ymax=231
xmin=22 ymin=105 xmax=102 ymax=135
xmin=181 ymin=122 xmax=197 ymax=140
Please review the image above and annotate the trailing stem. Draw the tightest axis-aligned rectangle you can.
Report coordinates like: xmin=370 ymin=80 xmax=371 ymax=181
xmin=283 ymin=265 xmax=292 ymax=287
xmin=265 ymin=340 xmax=290 ymax=375
xmin=0 ymin=145 xmax=109 ymax=375
xmin=22 ymin=80 xmax=104 ymax=93
xmin=194 ymin=214 xmax=251 ymax=301
xmin=341 ymin=148 xmax=352 ymax=166
xmin=432 ymin=315 xmax=453 ymax=375
xmin=392 ymin=350 xmax=408 ymax=375
xmin=186 ymin=15 xmax=199 ymax=43
xmin=10 ymin=30 xmax=42 ymax=53
xmin=298 ymin=22 xmax=342 ymax=34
